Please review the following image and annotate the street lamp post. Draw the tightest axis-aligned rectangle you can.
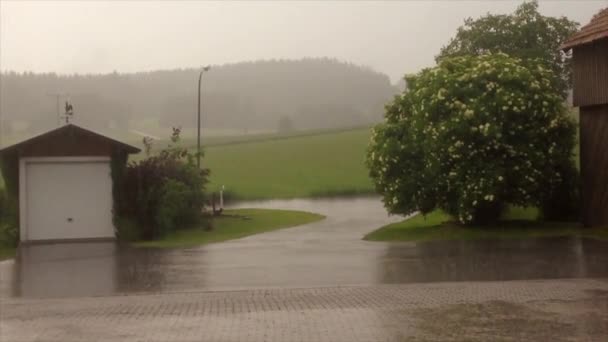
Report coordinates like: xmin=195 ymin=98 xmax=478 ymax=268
xmin=197 ymin=66 xmax=211 ymax=169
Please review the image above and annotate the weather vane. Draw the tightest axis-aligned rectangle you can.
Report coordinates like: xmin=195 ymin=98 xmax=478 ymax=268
xmin=63 ymin=101 xmax=74 ymax=124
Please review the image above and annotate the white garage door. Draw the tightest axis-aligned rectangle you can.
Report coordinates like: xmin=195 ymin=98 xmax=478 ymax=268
xmin=24 ymin=159 xmax=114 ymax=241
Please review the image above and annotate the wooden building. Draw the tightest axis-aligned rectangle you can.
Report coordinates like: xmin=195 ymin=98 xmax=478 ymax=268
xmin=561 ymin=8 xmax=608 ymax=227
xmin=0 ymin=124 xmax=140 ymax=242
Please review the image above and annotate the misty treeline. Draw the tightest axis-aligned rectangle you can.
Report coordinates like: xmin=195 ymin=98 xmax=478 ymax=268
xmin=0 ymin=58 xmax=398 ymax=136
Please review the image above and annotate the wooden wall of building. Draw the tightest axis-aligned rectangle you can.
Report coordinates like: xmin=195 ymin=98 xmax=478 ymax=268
xmin=579 ymin=104 xmax=608 ymax=227
xmin=572 ymin=40 xmax=608 ymax=107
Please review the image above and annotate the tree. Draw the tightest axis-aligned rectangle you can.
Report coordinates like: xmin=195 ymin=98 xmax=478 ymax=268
xmin=437 ymin=1 xmax=579 ymax=98
xmin=367 ymin=53 xmax=577 ymax=225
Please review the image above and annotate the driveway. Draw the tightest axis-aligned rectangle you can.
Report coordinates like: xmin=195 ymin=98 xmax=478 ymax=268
xmin=1 ymin=196 xmax=608 ymax=341
xmin=2 ymin=279 xmax=607 ymax=341
xmin=1 ymin=196 xmax=607 ymax=298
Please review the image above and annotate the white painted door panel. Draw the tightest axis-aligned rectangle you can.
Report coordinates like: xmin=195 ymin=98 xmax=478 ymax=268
xmin=25 ymin=161 xmax=114 ymax=241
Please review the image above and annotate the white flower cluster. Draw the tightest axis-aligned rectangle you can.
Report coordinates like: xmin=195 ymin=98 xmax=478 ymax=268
xmin=367 ymin=53 xmax=574 ymax=224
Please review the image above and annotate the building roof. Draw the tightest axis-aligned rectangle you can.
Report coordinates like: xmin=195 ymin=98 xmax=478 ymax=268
xmin=561 ymin=8 xmax=608 ymax=50
xmin=0 ymin=124 xmax=141 ymax=155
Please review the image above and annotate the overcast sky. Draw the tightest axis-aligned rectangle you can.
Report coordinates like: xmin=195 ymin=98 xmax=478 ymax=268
xmin=1 ymin=1 xmax=606 ymax=83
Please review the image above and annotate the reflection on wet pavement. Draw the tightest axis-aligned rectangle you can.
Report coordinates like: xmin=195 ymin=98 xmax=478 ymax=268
xmin=0 ymin=197 xmax=607 ymax=298
xmin=381 ymin=237 xmax=608 ymax=283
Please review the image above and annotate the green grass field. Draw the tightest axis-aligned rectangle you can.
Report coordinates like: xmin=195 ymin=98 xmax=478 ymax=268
xmin=364 ymin=208 xmax=608 ymax=242
xmin=135 ymin=208 xmax=325 ymax=248
xmin=202 ymin=127 xmax=375 ymax=200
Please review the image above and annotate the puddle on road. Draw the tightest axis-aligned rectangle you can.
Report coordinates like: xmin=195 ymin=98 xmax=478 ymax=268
xmin=1 ymin=198 xmax=607 ymax=298
xmin=1 ymin=236 xmax=607 ymax=299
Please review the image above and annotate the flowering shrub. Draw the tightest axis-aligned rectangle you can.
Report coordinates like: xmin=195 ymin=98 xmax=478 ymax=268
xmin=117 ymin=128 xmax=210 ymax=240
xmin=367 ymin=53 xmax=577 ymax=225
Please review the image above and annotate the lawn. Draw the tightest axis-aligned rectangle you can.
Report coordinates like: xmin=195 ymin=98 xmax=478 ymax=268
xmin=202 ymin=127 xmax=375 ymax=200
xmin=364 ymin=208 xmax=608 ymax=242
xmin=134 ymin=208 xmax=325 ymax=248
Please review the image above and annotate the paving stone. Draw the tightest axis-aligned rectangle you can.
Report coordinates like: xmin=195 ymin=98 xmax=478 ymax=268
xmin=1 ymin=278 xmax=607 ymax=342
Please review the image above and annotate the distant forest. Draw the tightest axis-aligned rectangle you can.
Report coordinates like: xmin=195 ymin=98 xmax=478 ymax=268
xmin=0 ymin=58 xmax=398 ymax=136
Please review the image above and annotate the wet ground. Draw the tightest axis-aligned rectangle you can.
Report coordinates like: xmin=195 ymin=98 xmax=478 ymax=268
xmin=0 ymin=197 xmax=607 ymax=298
xmin=2 ymin=279 xmax=607 ymax=341
xmin=1 ymin=197 xmax=608 ymax=341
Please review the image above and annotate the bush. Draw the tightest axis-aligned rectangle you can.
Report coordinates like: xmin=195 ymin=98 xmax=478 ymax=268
xmin=114 ymin=216 xmax=141 ymax=242
xmin=156 ymin=179 xmax=195 ymax=237
xmin=116 ymin=128 xmax=210 ymax=240
xmin=367 ymin=53 xmax=577 ymax=225
xmin=0 ymin=187 xmax=18 ymax=247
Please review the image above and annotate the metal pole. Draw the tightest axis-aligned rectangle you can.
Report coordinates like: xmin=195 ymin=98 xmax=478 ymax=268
xmin=196 ymin=66 xmax=210 ymax=169
xmin=197 ymin=71 xmax=203 ymax=169
xmin=47 ymin=93 xmax=67 ymax=126
xmin=56 ymin=96 xmax=60 ymax=125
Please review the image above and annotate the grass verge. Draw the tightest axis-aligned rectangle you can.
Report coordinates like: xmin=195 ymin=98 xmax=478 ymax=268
xmin=134 ymin=208 xmax=325 ymax=248
xmin=364 ymin=209 xmax=608 ymax=242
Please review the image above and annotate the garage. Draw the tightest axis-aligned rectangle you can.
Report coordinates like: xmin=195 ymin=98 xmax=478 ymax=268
xmin=23 ymin=157 xmax=114 ymax=241
xmin=0 ymin=124 xmax=140 ymax=243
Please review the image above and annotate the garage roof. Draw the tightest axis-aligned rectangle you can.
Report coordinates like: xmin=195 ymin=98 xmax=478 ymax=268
xmin=0 ymin=124 xmax=141 ymax=155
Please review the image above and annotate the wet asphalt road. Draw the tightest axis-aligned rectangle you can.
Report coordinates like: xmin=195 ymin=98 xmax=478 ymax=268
xmin=1 ymin=196 xmax=607 ymax=298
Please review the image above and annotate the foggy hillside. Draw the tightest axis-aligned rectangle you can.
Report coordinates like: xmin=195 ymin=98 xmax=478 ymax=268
xmin=0 ymin=58 xmax=398 ymax=137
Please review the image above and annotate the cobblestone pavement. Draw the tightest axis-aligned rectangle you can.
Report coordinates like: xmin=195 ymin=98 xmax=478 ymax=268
xmin=2 ymin=278 xmax=607 ymax=342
